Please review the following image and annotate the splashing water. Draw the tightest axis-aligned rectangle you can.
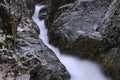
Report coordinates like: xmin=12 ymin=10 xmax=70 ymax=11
xmin=32 ymin=5 xmax=110 ymax=80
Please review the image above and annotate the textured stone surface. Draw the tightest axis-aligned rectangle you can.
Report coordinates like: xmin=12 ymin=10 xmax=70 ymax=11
xmin=97 ymin=48 xmax=120 ymax=80
xmin=0 ymin=0 xmax=70 ymax=80
xmin=47 ymin=0 xmax=112 ymax=57
xmin=39 ymin=6 xmax=48 ymax=20
xmin=46 ymin=0 xmax=120 ymax=79
xmin=97 ymin=1 xmax=120 ymax=79
xmin=98 ymin=0 xmax=120 ymax=49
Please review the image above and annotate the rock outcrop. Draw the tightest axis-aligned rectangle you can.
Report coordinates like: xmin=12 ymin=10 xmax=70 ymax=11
xmin=97 ymin=0 xmax=120 ymax=79
xmin=46 ymin=0 xmax=120 ymax=79
xmin=0 ymin=0 xmax=70 ymax=80
xmin=47 ymin=0 xmax=113 ymax=56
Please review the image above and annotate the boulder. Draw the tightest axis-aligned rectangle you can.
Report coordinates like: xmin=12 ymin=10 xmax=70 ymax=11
xmin=47 ymin=0 xmax=113 ymax=57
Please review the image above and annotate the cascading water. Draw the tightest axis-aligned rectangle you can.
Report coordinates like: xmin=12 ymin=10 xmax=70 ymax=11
xmin=32 ymin=5 xmax=110 ymax=80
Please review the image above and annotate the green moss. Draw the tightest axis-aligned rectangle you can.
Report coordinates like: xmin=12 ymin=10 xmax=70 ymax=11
xmin=16 ymin=54 xmax=21 ymax=62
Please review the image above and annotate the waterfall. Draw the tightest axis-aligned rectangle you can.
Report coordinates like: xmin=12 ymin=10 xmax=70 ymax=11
xmin=32 ymin=5 xmax=110 ymax=80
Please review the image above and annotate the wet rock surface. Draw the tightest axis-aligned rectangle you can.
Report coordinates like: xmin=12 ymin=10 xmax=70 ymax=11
xmin=39 ymin=6 xmax=48 ymax=20
xmin=46 ymin=0 xmax=120 ymax=79
xmin=0 ymin=0 xmax=70 ymax=80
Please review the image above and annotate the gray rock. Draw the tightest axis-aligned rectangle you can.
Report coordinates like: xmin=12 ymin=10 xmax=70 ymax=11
xmin=0 ymin=5 xmax=13 ymax=35
xmin=46 ymin=0 xmax=120 ymax=79
xmin=47 ymin=0 xmax=112 ymax=57
xmin=0 ymin=0 xmax=70 ymax=80
xmin=97 ymin=1 xmax=120 ymax=79
xmin=98 ymin=0 xmax=120 ymax=48
xmin=17 ymin=17 xmax=70 ymax=80
xmin=97 ymin=47 xmax=120 ymax=80
xmin=39 ymin=6 xmax=48 ymax=20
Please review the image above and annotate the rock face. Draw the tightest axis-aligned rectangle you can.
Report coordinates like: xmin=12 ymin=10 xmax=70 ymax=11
xmin=97 ymin=1 xmax=120 ymax=79
xmin=39 ymin=6 xmax=48 ymax=20
xmin=0 ymin=0 xmax=70 ymax=80
xmin=98 ymin=0 xmax=120 ymax=49
xmin=47 ymin=0 xmax=113 ymax=56
xmin=46 ymin=0 xmax=120 ymax=79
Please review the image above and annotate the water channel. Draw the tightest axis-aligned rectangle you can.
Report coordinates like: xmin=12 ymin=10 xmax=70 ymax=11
xmin=32 ymin=5 xmax=109 ymax=80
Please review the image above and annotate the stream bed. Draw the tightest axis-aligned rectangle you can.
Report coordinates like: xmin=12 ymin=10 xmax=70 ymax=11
xmin=32 ymin=5 xmax=110 ymax=80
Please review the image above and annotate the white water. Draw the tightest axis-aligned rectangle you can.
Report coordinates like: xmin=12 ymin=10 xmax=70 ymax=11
xmin=32 ymin=5 xmax=110 ymax=80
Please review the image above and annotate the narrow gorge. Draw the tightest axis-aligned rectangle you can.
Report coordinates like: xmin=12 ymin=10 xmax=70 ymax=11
xmin=32 ymin=5 xmax=110 ymax=80
xmin=0 ymin=0 xmax=120 ymax=80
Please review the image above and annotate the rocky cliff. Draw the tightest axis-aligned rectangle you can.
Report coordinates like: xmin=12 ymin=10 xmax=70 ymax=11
xmin=46 ymin=0 xmax=120 ymax=80
xmin=0 ymin=0 xmax=70 ymax=80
